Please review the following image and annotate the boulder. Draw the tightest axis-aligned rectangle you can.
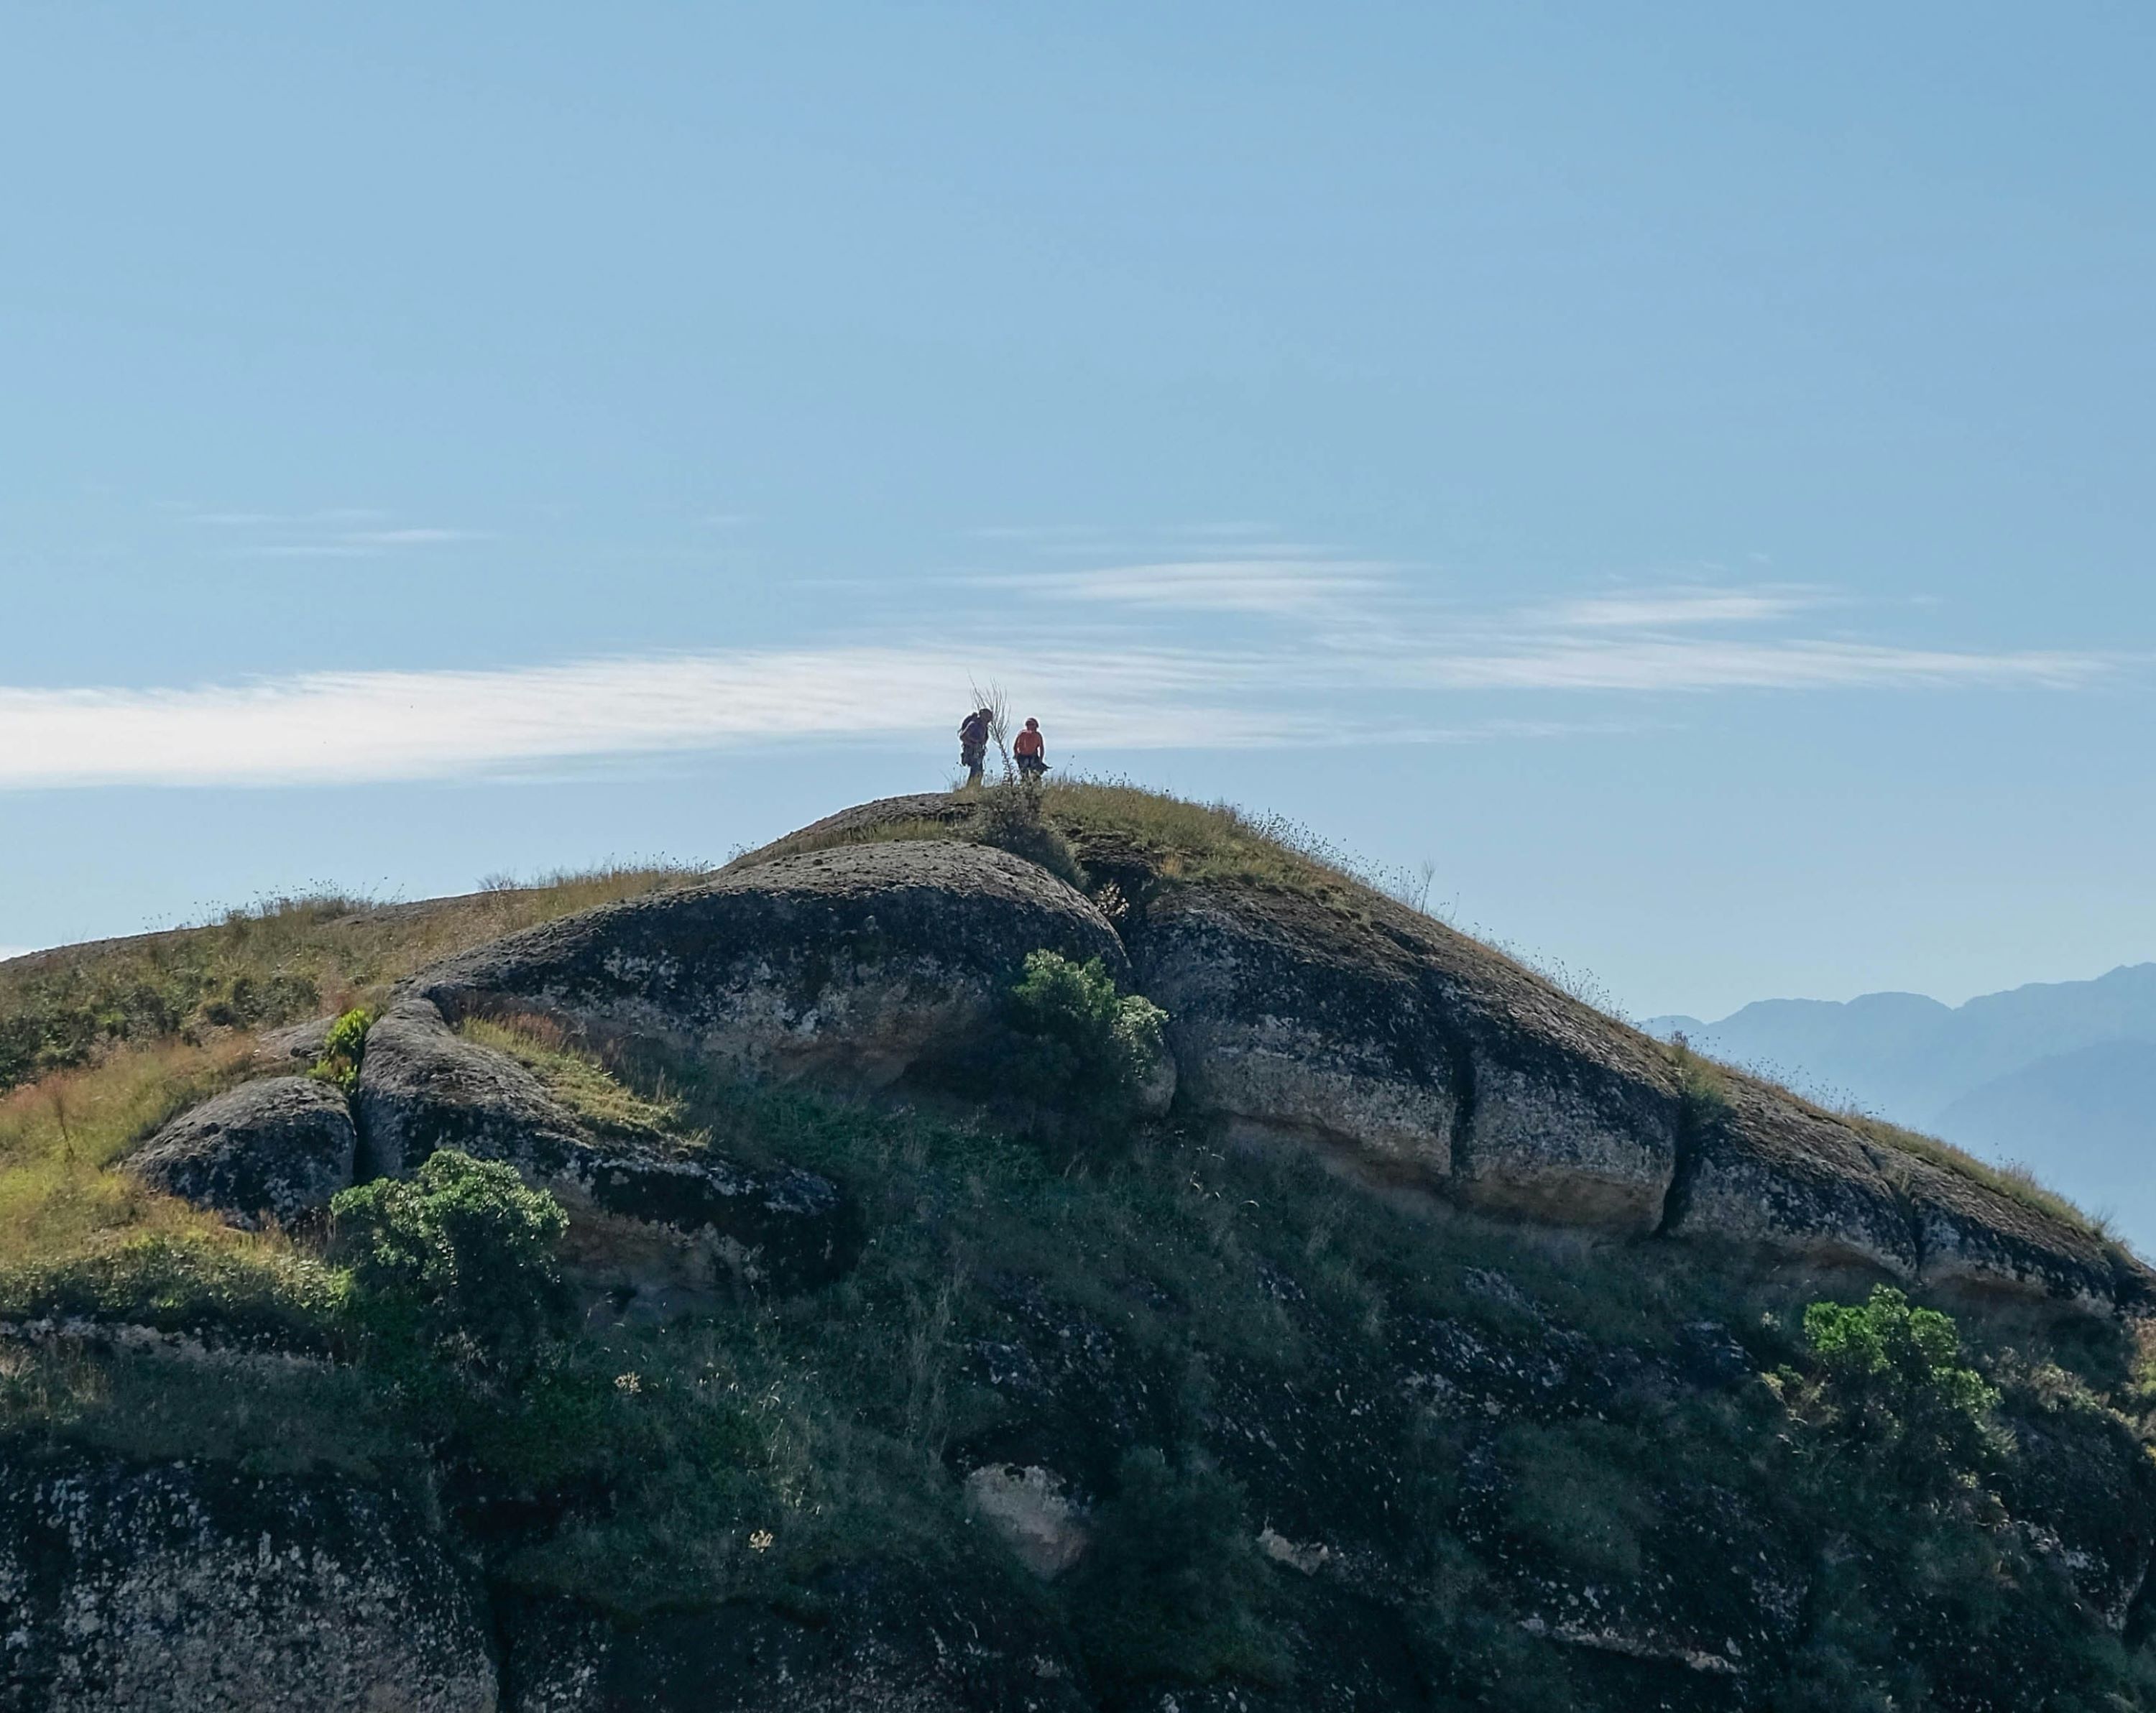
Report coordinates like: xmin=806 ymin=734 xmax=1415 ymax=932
xmin=252 ymin=1014 xmax=337 ymax=1071
xmin=0 ymin=1453 xmax=496 ymax=1712
xmin=418 ymin=840 xmax=1128 ymax=1094
xmin=355 ymin=997 xmax=859 ymax=1293
xmin=963 ymin=1463 xmax=1090 ymax=1579
xmin=354 ymin=998 xmax=584 ymax=1181
xmin=126 ymin=1076 xmax=356 ymax=1230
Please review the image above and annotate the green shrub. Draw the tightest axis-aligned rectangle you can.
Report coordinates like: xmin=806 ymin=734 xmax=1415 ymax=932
xmin=1800 ymin=1285 xmax=2001 ymax=1489
xmin=1005 ymin=949 xmax=1168 ymax=1115
xmin=312 ymin=1006 xmax=374 ymax=1091
xmin=1070 ymin=1448 xmax=1283 ymax=1688
xmin=329 ymin=1150 xmax=568 ymax=1370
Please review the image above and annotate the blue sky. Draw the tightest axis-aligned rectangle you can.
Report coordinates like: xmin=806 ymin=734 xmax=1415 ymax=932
xmin=3 ymin=4 xmax=2152 ymax=1020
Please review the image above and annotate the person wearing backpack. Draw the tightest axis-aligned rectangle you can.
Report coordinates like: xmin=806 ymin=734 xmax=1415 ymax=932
xmin=958 ymin=706 xmax=992 ymax=788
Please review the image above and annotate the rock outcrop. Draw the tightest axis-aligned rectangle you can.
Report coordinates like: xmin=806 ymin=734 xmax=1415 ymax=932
xmin=0 ymin=1452 xmax=497 ymax=1712
xmin=418 ymin=840 xmax=1127 ymax=1094
xmin=126 ymin=1076 xmax=356 ymax=1229
xmin=621 ymin=793 xmax=2150 ymax=1310
xmin=1126 ymin=880 xmax=1683 ymax=1234
xmin=1659 ymin=1080 xmax=1921 ymax=1276
xmin=354 ymin=999 xmax=586 ymax=1183
xmin=499 ymin=1570 xmax=1088 ymax=1713
xmin=355 ymin=997 xmax=858 ymax=1292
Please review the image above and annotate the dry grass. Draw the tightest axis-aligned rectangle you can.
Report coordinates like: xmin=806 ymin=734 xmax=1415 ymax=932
xmin=460 ymin=1013 xmax=696 ymax=1145
xmin=0 ymin=864 xmax=711 ymax=1097
xmin=1838 ymin=1109 xmax=2119 ymax=1246
xmin=0 ymin=1039 xmax=257 ymax=1269
xmin=0 ymin=1037 xmax=344 ymax=1355
xmin=1036 ymin=778 xmax=1371 ymax=896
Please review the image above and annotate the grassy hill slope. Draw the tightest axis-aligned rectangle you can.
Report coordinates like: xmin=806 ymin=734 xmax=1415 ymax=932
xmin=3 ymin=785 xmax=2153 ymax=1712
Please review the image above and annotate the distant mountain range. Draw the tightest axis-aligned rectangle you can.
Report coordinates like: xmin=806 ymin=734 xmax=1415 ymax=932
xmin=1649 ymin=964 xmax=2156 ymax=1252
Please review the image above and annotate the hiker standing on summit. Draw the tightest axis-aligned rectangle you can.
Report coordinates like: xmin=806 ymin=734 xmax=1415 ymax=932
xmin=958 ymin=706 xmax=992 ymax=788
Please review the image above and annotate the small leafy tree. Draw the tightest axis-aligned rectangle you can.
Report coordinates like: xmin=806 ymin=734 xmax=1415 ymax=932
xmin=1800 ymin=1285 xmax=2001 ymax=1490
xmin=312 ymin=1006 xmax=374 ymax=1092
xmin=1007 ymin=950 xmax=1168 ymax=1115
xmin=1070 ymin=1449 xmax=1282 ymax=1688
xmin=330 ymin=1150 xmax=568 ymax=1371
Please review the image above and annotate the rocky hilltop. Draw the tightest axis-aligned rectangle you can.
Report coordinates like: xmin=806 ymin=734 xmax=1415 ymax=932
xmin=2 ymin=782 xmax=2153 ymax=1712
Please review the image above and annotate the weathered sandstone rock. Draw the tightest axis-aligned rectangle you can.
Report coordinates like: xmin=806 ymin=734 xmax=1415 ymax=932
xmin=354 ymin=998 xmax=586 ymax=1181
xmin=1130 ymin=885 xmax=1457 ymax=1178
xmin=963 ymin=1462 xmax=1090 ymax=1579
xmin=1893 ymin=1153 xmax=2122 ymax=1313
xmin=355 ymin=997 xmax=857 ymax=1291
xmin=418 ymin=840 xmax=1127 ymax=1093
xmin=0 ymin=1453 xmax=497 ymax=1712
xmin=1662 ymin=1081 xmax=1920 ymax=1276
xmin=1126 ymin=882 xmax=1681 ymax=1233
xmin=252 ymin=1013 xmax=338 ymax=1071
xmin=126 ymin=1076 xmax=356 ymax=1229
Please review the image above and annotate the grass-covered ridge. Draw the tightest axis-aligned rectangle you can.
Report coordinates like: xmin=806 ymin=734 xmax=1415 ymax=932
xmin=0 ymin=863 xmax=710 ymax=1099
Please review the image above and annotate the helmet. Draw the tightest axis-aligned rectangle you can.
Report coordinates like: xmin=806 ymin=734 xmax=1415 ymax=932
xmin=1024 ymin=719 xmax=1039 ymax=730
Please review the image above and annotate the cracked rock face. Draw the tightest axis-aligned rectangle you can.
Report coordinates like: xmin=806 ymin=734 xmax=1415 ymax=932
xmin=0 ymin=1453 xmax=497 ymax=1713
xmin=1132 ymin=887 xmax=1460 ymax=1180
xmin=1662 ymin=1083 xmax=1920 ymax=1276
xmin=1126 ymin=881 xmax=1682 ymax=1235
xmin=417 ymin=840 xmax=1127 ymax=1093
xmin=126 ymin=1076 xmax=356 ymax=1230
xmin=354 ymin=998 xmax=587 ymax=1183
xmin=500 ymin=1568 xmax=1089 ymax=1713
xmin=354 ymin=997 xmax=860 ymax=1294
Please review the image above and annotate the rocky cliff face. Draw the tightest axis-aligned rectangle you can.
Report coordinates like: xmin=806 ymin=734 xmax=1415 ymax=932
xmin=0 ymin=1451 xmax=497 ymax=1713
xmin=15 ymin=788 xmax=2156 ymax=1712
xmin=419 ymin=840 xmax=1128 ymax=1094
xmin=707 ymin=796 xmax=2141 ymax=1316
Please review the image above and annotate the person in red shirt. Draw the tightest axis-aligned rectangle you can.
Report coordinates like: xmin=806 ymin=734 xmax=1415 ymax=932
xmin=1013 ymin=717 xmax=1047 ymax=781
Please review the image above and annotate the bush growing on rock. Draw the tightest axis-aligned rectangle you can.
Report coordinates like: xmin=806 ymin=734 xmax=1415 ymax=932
xmin=1069 ymin=1448 xmax=1282 ymax=1689
xmin=330 ymin=1149 xmax=568 ymax=1370
xmin=312 ymin=1005 xmax=374 ymax=1091
xmin=1798 ymin=1285 xmax=2002 ymax=1489
xmin=1005 ymin=948 xmax=1168 ymax=1116
xmin=971 ymin=782 xmax=1086 ymax=887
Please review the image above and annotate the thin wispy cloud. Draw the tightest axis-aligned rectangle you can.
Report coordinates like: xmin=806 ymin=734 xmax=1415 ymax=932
xmin=186 ymin=509 xmax=492 ymax=558
xmin=0 ymin=622 xmax=2115 ymax=791
xmin=0 ymin=646 xmax=1319 ymax=790
xmin=1393 ymin=637 xmax=2108 ymax=693
xmin=0 ymin=524 xmax=2124 ymax=791
xmin=981 ymin=558 xmax=1393 ymax=617
xmin=1545 ymin=587 xmax=1833 ymax=629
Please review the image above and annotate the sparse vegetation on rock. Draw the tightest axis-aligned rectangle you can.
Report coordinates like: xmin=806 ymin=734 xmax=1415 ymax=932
xmin=3 ymin=784 xmax=2155 ymax=1712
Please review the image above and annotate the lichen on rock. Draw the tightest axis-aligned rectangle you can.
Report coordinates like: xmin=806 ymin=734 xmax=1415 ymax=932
xmin=126 ymin=1076 xmax=357 ymax=1231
